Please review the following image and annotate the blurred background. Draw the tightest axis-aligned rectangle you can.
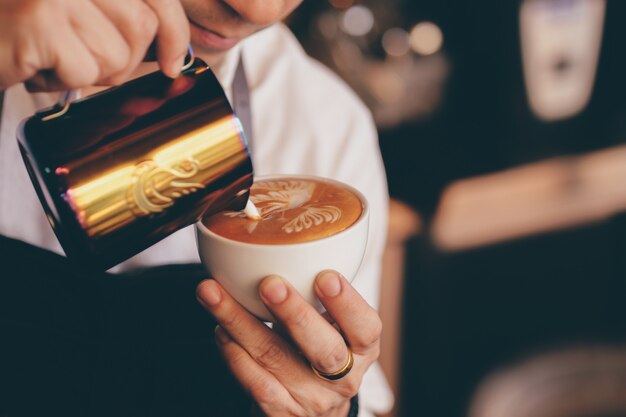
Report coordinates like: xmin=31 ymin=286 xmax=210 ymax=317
xmin=288 ymin=1 xmax=626 ymax=416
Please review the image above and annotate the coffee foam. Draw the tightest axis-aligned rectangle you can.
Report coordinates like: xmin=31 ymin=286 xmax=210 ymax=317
xmin=204 ymin=178 xmax=363 ymax=244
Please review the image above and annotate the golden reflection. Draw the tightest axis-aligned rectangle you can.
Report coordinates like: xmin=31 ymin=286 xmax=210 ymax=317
xmin=65 ymin=115 xmax=247 ymax=237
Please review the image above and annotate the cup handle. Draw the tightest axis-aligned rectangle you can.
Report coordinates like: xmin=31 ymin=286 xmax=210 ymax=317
xmin=42 ymin=45 xmax=196 ymax=122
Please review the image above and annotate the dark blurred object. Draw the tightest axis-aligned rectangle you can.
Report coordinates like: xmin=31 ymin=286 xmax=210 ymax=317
xmin=400 ymin=212 xmax=626 ymax=417
xmin=379 ymin=200 xmax=422 ymax=417
xmin=385 ymin=0 xmax=626 ymax=215
xmin=470 ymin=347 xmax=626 ymax=417
xmin=0 ymin=236 xmax=251 ymax=417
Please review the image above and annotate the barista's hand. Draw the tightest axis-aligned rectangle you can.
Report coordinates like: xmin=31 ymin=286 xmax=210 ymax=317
xmin=0 ymin=0 xmax=189 ymax=91
xmin=197 ymin=271 xmax=382 ymax=417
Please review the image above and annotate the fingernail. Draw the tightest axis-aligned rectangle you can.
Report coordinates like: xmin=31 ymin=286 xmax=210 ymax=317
xmin=166 ymin=56 xmax=185 ymax=78
xmin=316 ymin=271 xmax=341 ymax=298
xmin=215 ymin=325 xmax=231 ymax=344
xmin=260 ymin=275 xmax=288 ymax=304
xmin=197 ymin=280 xmax=222 ymax=307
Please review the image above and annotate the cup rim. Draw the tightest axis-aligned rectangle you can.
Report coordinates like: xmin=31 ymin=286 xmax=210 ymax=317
xmin=196 ymin=174 xmax=369 ymax=249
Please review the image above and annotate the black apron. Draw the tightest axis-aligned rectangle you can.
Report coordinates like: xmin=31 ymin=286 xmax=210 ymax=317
xmin=0 ymin=56 xmax=255 ymax=417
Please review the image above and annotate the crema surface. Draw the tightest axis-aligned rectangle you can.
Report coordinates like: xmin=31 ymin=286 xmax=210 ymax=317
xmin=204 ymin=178 xmax=363 ymax=244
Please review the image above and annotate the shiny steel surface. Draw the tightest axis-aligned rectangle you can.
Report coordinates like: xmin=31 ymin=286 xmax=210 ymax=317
xmin=17 ymin=58 xmax=253 ymax=270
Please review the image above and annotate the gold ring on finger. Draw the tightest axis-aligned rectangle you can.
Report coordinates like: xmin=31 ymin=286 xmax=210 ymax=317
xmin=311 ymin=348 xmax=354 ymax=381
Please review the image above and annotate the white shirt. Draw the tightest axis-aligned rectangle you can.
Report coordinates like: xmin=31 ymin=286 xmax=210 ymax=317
xmin=0 ymin=23 xmax=392 ymax=416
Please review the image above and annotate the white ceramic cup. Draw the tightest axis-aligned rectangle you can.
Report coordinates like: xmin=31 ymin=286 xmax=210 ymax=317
xmin=195 ymin=175 xmax=369 ymax=321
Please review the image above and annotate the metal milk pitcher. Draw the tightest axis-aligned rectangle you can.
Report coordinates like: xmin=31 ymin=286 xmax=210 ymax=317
xmin=17 ymin=57 xmax=253 ymax=270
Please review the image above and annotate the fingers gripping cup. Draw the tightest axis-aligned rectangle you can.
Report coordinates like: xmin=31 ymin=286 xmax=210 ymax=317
xmin=196 ymin=176 xmax=370 ymax=321
xmin=17 ymin=57 xmax=253 ymax=270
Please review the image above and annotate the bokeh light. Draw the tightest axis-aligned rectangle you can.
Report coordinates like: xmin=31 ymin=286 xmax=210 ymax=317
xmin=409 ymin=21 xmax=444 ymax=55
xmin=316 ymin=12 xmax=339 ymax=40
xmin=341 ymin=6 xmax=375 ymax=37
xmin=382 ymin=28 xmax=410 ymax=57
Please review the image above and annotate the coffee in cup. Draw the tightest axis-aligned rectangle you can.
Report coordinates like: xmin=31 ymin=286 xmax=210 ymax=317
xmin=203 ymin=177 xmax=363 ymax=244
xmin=196 ymin=175 xmax=369 ymax=321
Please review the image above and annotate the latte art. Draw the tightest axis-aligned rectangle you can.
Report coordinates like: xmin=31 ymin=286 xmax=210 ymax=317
xmin=281 ymin=205 xmax=341 ymax=234
xmin=203 ymin=178 xmax=363 ymax=244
